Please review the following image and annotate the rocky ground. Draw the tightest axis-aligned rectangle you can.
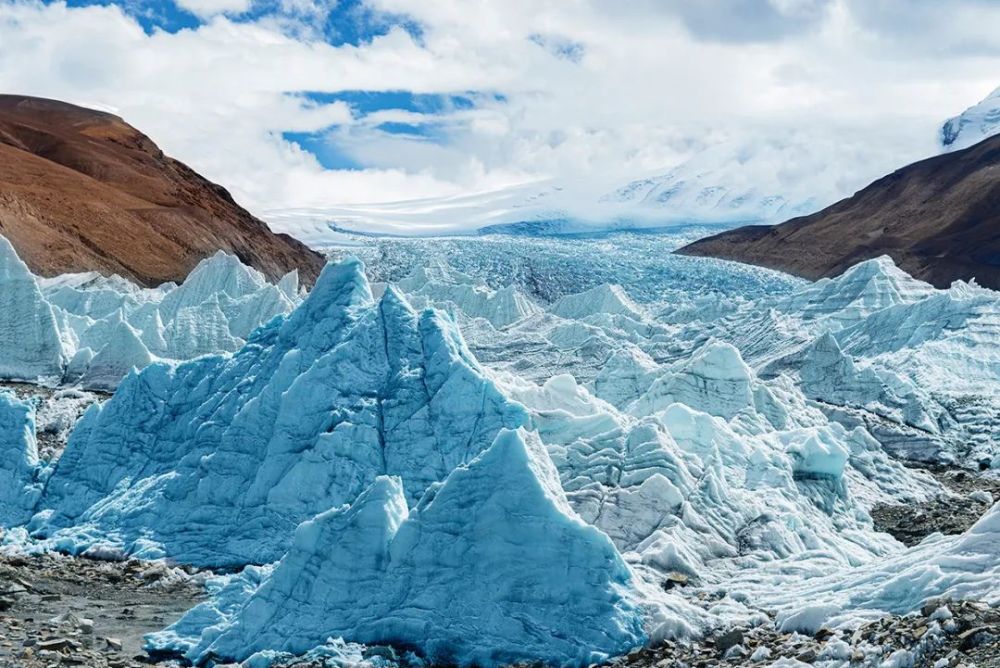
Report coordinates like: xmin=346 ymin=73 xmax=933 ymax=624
xmin=613 ymin=598 xmax=1000 ymax=667
xmin=0 ymin=550 xmax=204 ymax=668
xmin=263 ymin=600 xmax=1000 ymax=668
xmin=872 ymin=466 xmax=1000 ymax=547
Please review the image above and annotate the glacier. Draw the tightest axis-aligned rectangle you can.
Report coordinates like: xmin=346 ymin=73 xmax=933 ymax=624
xmin=0 ymin=229 xmax=999 ymax=666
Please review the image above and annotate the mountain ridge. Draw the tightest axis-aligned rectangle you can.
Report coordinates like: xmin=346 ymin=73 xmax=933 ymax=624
xmin=0 ymin=94 xmax=324 ymax=287
xmin=677 ymin=133 xmax=1000 ymax=290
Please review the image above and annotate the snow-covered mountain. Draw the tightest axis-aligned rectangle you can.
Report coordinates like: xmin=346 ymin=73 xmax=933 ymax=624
xmin=941 ymin=85 xmax=1000 ymax=151
xmin=265 ymin=131 xmax=922 ymax=243
xmin=598 ymin=137 xmax=829 ymax=225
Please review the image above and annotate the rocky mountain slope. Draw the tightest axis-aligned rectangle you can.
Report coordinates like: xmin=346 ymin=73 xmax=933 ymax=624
xmin=678 ymin=133 xmax=1000 ymax=289
xmin=0 ymin=95 xmax=323 ymax=286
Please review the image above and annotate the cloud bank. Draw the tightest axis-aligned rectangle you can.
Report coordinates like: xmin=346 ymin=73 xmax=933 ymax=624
xmin=0 ymin=0 xmax=998 ymax=228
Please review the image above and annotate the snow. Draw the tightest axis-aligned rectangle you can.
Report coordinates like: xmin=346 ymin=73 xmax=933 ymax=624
xmin=0 ymin=235 xmax=298 ymax=390
xmin=941 ymin=85 xmax=1000 ymax=151
xmin=600 ymin=138 xmax=828 ymax=226
xmin=149 ymin=429 xmax=646 ymax=667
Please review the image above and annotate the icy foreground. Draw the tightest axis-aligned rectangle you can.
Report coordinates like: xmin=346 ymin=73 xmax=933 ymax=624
xmin=0 ymin=391 xmax=42 ymax=526
xmin=148 ymin=430 xmax=646 ymax=666
xmin=1 ymin=237 xmax=1000 ymax=666
xmin=0 ymin=236 xmax=299 ymax=390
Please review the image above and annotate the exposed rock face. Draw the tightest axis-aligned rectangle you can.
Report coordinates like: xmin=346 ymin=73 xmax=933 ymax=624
xmin=0 ymin=95 xmax=323 ymax=287
xmin=678 ymin=134 xmax=1000 ymax=290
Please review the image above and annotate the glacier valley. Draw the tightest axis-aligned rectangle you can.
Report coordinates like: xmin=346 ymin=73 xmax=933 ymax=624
xmin=0 ymin=229 xmax=998 ymax=667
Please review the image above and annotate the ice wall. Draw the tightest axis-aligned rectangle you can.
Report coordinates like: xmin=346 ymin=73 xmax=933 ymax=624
xmin=149 ymin=430 xmax=646 ymax=667
xmin=31 ymin=259 xmax=528 ymax=566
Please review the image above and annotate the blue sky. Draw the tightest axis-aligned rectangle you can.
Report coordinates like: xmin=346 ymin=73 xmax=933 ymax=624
xmin=55 ymin=0 xmax=474 ymax=171
xmin=59 ymin=0 xmax=417 ymax=42
xmin=2 ymin=0 xmax=999 ymax=228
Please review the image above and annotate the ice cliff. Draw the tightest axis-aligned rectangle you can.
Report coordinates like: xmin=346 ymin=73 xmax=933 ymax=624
xmin=28 ymin=258 xmax=528 ymax=566
xmin=148 ymin=430 xmax=646 ymax=667
xmin=0 ymin=238 xmax=65 ymax=381
xmin=0 ymin=391 xmax=43 ymax=526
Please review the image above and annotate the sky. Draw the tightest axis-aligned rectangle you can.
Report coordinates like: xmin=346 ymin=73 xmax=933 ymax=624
xmin=1 ymin=0 xmax=999 ymax=228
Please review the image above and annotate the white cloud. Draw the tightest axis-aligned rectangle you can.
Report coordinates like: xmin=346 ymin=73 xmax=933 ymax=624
xmin=0 ymin=0 xmax=998 ymax=230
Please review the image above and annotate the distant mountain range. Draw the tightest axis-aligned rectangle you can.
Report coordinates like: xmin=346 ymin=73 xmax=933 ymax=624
xmin=0 ymin=95 xmax=323 ymax=286
xmin=264 ymin=134 xmax=891 ymax=243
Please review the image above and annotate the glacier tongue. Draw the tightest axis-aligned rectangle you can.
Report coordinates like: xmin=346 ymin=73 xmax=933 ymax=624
xmin=29 ymin=258 xmax=528 ymax=566
xmin=148 ymin=429 xmax=647 ymax=668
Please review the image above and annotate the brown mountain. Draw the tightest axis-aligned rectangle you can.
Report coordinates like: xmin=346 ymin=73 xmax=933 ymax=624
xmin=678 ymin=134 xmax=1000 ymax=289
xmin=0 ymin=94 xmax=324 ymax=287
